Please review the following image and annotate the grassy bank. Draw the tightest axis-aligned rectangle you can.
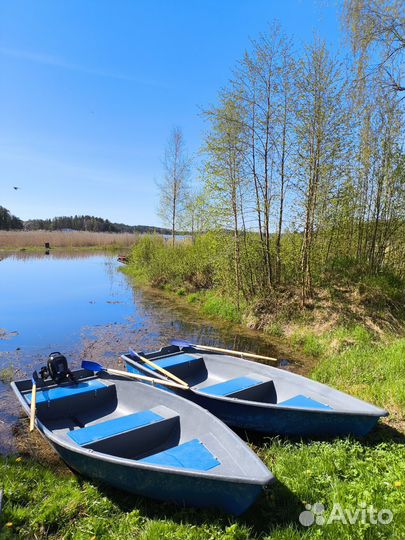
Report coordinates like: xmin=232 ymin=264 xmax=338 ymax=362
xmin=123 ymin=234 xmax=404 ymax=329
xmin=1 ymin=436 xmax=404 ymax=540
xmin=0 ymin=231 xmax=139 ymax=251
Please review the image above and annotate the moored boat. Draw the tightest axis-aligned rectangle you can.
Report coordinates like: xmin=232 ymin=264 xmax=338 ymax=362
xmin=122 ymin=344 xmax=388 ymax=437
xmin=11 ymin=357 xmax=274 ymax=515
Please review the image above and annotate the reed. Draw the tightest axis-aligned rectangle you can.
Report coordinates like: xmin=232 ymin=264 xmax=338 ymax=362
xmin=0 ymin=230 xmax=139 ymax=249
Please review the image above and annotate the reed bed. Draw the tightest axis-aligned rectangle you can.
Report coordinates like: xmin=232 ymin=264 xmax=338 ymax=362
xmin=0 ymin=230 xmax=138 ymax=249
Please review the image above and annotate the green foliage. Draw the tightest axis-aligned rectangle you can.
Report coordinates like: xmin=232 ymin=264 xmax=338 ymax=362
xmin=126 ymin=233 xmax=405 ymax=316
xmin=23 ymin=215 xmax=172 ymax=234
xmin=323 ymin=257 xmax=404 ymax=304
xmin=266 ymin=323 xmax=284 ymax=338
xmin=128 ymin=234 xmax=218 ymax=292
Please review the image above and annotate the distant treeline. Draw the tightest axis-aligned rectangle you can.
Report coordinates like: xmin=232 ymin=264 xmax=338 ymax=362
xmin=0 ymin=206 xmax=24 ymax=230
xmin=24 ymin=215 xmax=173 ymax=234
xmin=0 ymin=208 xmax=173 ymax=234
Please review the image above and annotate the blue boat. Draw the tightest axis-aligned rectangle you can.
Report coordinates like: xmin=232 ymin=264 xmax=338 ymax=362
xmin=11 ymin=366 xmax=274 ymax=515
xmin=123 ymin=345 xmax=388 ymax=437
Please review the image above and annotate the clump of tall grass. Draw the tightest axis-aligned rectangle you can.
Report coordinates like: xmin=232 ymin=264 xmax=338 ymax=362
xmin=313 ymin=333 xmax=405 ymax=413
xmin=0 ymin=230 xmax=139 ymax=249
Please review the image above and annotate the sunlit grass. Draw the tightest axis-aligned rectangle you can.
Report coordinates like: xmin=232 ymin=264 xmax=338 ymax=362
xmin=1 ymin=437 xmax=404 ymax=540
xmin=313 ymin=336 xmax=405 ymax=414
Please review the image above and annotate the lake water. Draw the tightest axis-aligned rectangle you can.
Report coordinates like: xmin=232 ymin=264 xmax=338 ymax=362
xmin=0 ymin=252 xmax=289 ymax=453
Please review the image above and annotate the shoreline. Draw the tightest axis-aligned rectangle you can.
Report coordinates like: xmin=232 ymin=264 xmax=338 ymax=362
xmin=121 ymin=268 xmax=317 ymax=376
xmin=122 ymin=266 xmax=405 ymax=431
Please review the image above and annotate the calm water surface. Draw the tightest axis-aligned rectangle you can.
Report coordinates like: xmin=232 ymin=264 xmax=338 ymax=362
xmin=0 ymin=252 xmax=290 ymax=453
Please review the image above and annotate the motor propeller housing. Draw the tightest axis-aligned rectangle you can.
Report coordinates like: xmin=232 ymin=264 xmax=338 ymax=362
xmin=39 ymin=352 xmax=76 ymax=384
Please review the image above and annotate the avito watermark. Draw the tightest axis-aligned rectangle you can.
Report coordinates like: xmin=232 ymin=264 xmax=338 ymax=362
xmin=299 ymin=502 xmax=393 ymax=527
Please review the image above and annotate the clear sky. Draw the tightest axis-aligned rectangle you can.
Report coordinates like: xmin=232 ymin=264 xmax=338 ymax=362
xmin=0 ymin=0 xmax=343 ymax=227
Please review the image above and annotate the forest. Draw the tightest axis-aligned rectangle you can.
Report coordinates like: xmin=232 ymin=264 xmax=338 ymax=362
xmin=146 ymin=0 xmax=405 ymax=314
xmin=24 ymin=215 xmax=172 ymax=234
xmin=0 ymin=210 xmax=172 ymax=235
xmin=0 ymin=206 xmax=24 ymax=230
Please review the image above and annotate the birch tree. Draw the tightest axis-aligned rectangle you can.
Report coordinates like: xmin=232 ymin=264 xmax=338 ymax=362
xmin=343 ymin=0 xmax=405 ymax=93
xmin=158 ymin=127 xmax=190 ymax=246
xmin=295 ymin=39 xmax=351 ymax=304
xmin=203 ymin=96 xmax=245 ymax=308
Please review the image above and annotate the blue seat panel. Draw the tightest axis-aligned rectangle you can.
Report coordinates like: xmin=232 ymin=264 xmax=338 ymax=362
xmin=68 ymin=410 xmax=163 ymax=446
xmin=148 ymin=353 xmax=202 ymax=371
xmin=25 ymin=379 xmax=108 ymax=404
xmin=201 ymin=376 xmax=263 ymax=396
xmin=139 ymin=438 xmax=220 ymax=471
xmin=278 ymin=394 xmax=333 ymax=410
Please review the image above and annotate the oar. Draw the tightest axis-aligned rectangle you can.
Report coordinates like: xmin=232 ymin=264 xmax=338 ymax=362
xmin=29 ymin=371 xmax=39 ymax=432
xmin=81 ymin=360 xmax=187 ymax=390
xmin=171 ymin=339 xmax=278 ymax=364
xmin=128 ymin=349 xmax=189 ymax=389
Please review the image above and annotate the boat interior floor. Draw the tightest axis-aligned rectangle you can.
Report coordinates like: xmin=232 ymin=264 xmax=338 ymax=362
xmin=135 ymin=350 xmax=335 ymax=410
xmin=22 ymin=377 xmax=252 ymax=475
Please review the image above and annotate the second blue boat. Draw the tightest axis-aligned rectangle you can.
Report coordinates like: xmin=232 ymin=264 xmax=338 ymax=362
xmin=123 ymin=344 xmax=387 ymax=437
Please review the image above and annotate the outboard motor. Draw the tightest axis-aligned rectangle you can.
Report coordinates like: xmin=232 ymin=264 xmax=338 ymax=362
xmin=39 ymin=352 xmax=77 ymax=384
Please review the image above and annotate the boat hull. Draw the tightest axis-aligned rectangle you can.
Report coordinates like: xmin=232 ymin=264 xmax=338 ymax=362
xmin=53 ymin=441 xmax=263 ymax=515
xmin=11 ymin=370 xmax=272 ymax=515
xmin=125 ymin=361 xmax=383 ymax=437
xmin=177 ymin=392 xmax=380 ymax=437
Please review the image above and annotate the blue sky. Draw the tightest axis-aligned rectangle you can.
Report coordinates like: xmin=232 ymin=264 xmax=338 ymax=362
xmin=0 ymin=0 xmax=342 ymax=227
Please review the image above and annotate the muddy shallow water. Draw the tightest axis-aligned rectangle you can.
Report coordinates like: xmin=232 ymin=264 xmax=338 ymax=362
xmin=0 ymin=251 xmax=299 ymax=454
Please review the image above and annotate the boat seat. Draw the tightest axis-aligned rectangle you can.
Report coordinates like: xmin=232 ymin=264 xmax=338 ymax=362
xmin=200 ymin=376 xmax=264 ymax=397
xmin=139 ymin=438 xmax=220 ymax=471
xmin=25 ymin=379 xmax=117 ymax=422
xmin=147 ymin=353 xmax=203 ymax=371
xmin=25 ymin=379 xmax=109 ymax=404
xmin=68 ymin=409 xmax=164 ymax=446
xmin=142 ymin=352 xmax=206 ymax=383
xmin=278 ymin=394 xmax=333 ymax=410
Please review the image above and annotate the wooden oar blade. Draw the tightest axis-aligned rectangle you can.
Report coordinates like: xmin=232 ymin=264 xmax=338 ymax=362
xmin=29 ymin=373 xmax=38 ymax=432
xmin=82 ymin=360 xmax=104 ymax=372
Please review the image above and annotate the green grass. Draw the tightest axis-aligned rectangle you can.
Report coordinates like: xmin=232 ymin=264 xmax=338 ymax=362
xmin=182 ymin=290 xmax=242 ymax=322
xmin=200 ymin=292 xmax=241 ymax=323
xmin=290 ymin=330 xmax=325 ymax=358
xmin=1 ymin=438 xmax=404 ymax=540
xmin=313 ymin=336 xmax=405 ymax=414
xmin=287 ymin=324 xmax=405 ymax=414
